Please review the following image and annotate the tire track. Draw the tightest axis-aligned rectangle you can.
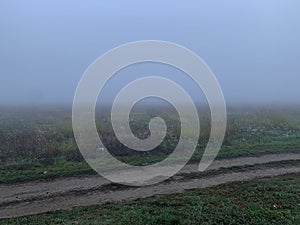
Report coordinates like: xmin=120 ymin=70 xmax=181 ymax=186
xmin=0 ymin=153 xmax=300 ymax=218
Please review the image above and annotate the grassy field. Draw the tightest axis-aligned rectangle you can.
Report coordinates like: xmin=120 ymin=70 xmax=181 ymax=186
xmin=1 ymin=105 xmax=300 ymax=224
xmin=1 ymin=173 xmax=299 ymax=225
xmin=0 ymin=105 xmax=300 ymax=183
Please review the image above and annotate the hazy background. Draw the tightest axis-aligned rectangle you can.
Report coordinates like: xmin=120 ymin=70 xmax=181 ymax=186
xmin=0 ymin=0 xmax=299 ymax=105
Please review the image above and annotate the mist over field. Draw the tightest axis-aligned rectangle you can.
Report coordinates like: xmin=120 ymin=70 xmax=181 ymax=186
xmin=1 ymin=1 xmax=300 ymax=224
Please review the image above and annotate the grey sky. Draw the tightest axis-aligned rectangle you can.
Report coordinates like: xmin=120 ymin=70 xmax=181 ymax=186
xmin=0 ymin=0 xmax=299 ymax=105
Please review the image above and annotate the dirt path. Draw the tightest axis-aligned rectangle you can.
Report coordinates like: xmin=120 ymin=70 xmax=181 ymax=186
xmin=1 ymin=153 xmax=300 ymax=219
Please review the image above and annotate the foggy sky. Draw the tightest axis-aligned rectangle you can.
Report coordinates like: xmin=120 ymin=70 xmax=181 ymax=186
xmin=0 ymin=0 xmax=300 ymax=105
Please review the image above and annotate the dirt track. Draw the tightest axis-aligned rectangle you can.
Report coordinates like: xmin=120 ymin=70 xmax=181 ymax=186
xmin=1 ymin=153 xmax=300 ymax=219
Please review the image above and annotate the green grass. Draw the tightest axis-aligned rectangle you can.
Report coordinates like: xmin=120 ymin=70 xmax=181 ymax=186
xmin=1 ymin=137 xmax=299 ymax=184
xmin=0 ymin=160 xmax=94 ymax=183
xmin=2 ymin=173 xmax=300 ymax=225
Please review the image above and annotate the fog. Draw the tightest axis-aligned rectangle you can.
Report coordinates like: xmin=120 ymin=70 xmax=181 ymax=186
xmin=0 ymin=0 xmax=299 ymax=106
